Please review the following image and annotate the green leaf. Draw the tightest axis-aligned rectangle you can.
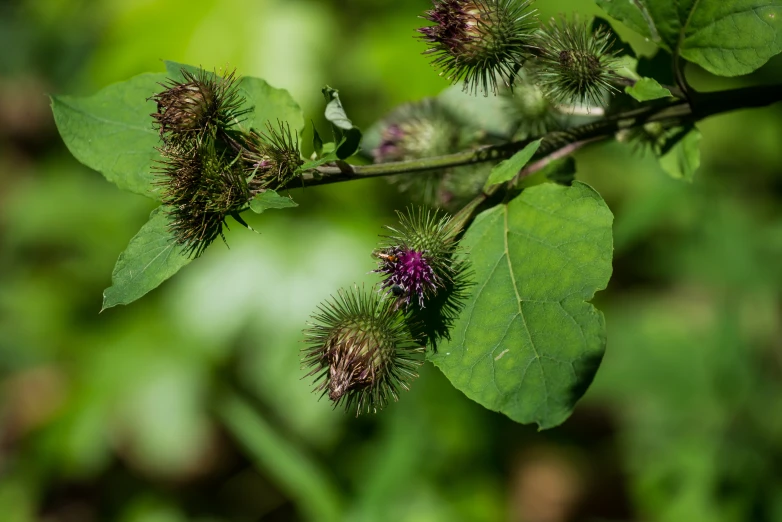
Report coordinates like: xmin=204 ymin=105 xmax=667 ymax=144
xmin=249 ymin=190 xmax=298 ymax=214
xmin=596 ymin=0 xmax=782 ymax=76
xmin=322 ymin=86 xmax=362 ymax=159
xmin=298 ymin=151 xmax=339 ymax=172
xmin=312 ymin=121 xmax=324 ymax=157
xmin=659 ymin=127 xmax=701 ymax=182
xmin=51 ymin=73 xmax=167 ymax=200
xmin=102 ymin=207 xmax=191 ymax=310
xmin=626 ymin=77 xmax=673 ymax=101
xmin=164 ymin=61 xmax=304 ymax=134
xmin=484 ymin=139 xmax=542 ymax=189
xmin=430 ymin=182 xmax=614 ymax=429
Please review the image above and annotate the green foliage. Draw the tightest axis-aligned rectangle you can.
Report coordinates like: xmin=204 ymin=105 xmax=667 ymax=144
xmin=322 ymin=86 xmax=362 ymax=159
xmin=430 ymin=182 xmax=614 ymax=429
xmin=102 ymin=207 xmax=191 ymax=310
xmin=12 ymin=1 xmax=782 ymax=520
xmin=51 ymin=73 xmax=168 ymax=199
xmin=626 ymin=77 xmax=673 ymax=101
xmin=249 ymin=190 xmax=298 ymax=213
xmin=660 ymin=127 xmax=702 ymax=182
xmin=596 ymin=0 xmax=782 ymax=76
xmin=483 ymin=139 xmax=542 ymax=188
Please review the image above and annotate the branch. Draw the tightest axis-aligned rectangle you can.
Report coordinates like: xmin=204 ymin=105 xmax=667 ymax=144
xmin=288 ymin=83 xmax=781 ymax=191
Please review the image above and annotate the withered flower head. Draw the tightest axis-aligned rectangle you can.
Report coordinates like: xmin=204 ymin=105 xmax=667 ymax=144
xmin=303 ymin=285 xmax=424 ymax=415
xmin=151 ymin=68 xmax=248 ymax=144
xmin=531 ymin=17 xmax=620 ymax=107
xmin=418 ymin=0 xmax=537 ymax=95
xmin=156 ymin=140 xmax=250 ymax=258
xmin=241 ymin=120 xmax=304 ymax=192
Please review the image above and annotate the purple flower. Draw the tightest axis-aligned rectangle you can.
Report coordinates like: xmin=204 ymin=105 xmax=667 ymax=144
xmin=373 ymin=124 xmax=406 ymax=163
xmin=375 ymin=247 xmax=439 ymax=308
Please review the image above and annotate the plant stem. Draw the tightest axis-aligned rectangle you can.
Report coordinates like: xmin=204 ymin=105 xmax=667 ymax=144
xmin=290 ymin=83 xmax=781 ymax=190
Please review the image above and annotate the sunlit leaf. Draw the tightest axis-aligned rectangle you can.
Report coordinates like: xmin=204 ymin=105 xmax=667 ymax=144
xmin=430 ymin=182 xmax=614 ymax=429
xmin=51 ymin=73 xmax=167 ymax=200
xmin=249 ymin=190 xmax=298 ymax=214
xmin=626 ymin=77 xmax=672 ymax=102
xmin=596 ymin=0 xmax=782 ymax=76
xmin=484 ymin=139 xmax=542 ymax=189
xmin=322 ymin=86 xmax=362 ymax=159
xmin=102 ymin=207 xmax=191 ymax=310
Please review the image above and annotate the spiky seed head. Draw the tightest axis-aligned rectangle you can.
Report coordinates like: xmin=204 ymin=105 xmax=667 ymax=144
xmin=241 ymin=121 xmax=304 ymax=192
xmin=156 ymin=140 xmax=250 ymax=258
xmin=373 ymin=207 xmax=464 ymax=309
xmin=531 ymin=17 xmax=620 ymax=107
xmin=373 ymin=100 xmax=458 ymax=164
xmin=303 ymin=286 xmax=424 ymax=415
xmin=418 ymin=0 xmax=537 ymax=96
xmin=151 ymin=68 xmax=248 ymax=145
xmin=372 ymin=99 xmax=461 ymax=207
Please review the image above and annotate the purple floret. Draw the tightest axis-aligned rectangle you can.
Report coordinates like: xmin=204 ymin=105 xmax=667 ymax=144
xmin=373 ymin=124 xmax=406 ymax=163
xmin=375 ymin=247 xmax=439 ymax=308
xmin=417 ymin=0 xmax=473 ymax=53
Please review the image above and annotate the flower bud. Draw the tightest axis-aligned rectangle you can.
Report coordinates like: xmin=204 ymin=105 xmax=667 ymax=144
xmin=374 ymin=208 xmax=461 ymax=308
xmin=617 ymin=122 xmax=685 ymax=156
xmin=303 ymin=286 xmax=424 ymax=415
xmin=373 ymin=99 xmax=461 ymax=207
xmin=372 ymin=100 xmax=493 ymax=210
xmin=373 ymin=208 xmax=473 ymax=350
xmin=241 ymin=121 xmax=304 ymax=192
xmin=502 ymin=74 xmax=560 ymax=138
xmin=531 ymin=17 xmax=620 ymax=108
xmin=418 ymin=0 xmax=537 ymax=95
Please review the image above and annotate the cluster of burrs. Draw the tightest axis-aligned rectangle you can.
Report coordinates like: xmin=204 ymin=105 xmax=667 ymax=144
xmin=151 ymin=68 xmax=303 ymax=257
xmin=366 ymin=2 xmax=625 ymax=210
xmin=302 ymin=208 xmax=471 ymax=416
xmin=417 ymin=0 xmax=622 ymax=103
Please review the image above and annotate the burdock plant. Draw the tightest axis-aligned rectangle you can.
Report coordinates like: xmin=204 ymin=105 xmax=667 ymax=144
xmin=51 ymin=0 xmax=782 ymax=433
xmin=156 ymin=140 xmax=250 ymax=258
xmin=418 ymin=0 xmax=537 ymax=95
xmin=302 ymin=286 xmax=424 ymax=415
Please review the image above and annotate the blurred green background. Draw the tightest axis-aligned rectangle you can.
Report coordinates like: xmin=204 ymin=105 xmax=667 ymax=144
xmin=2 ymin=0 xmax=782 ymax=521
